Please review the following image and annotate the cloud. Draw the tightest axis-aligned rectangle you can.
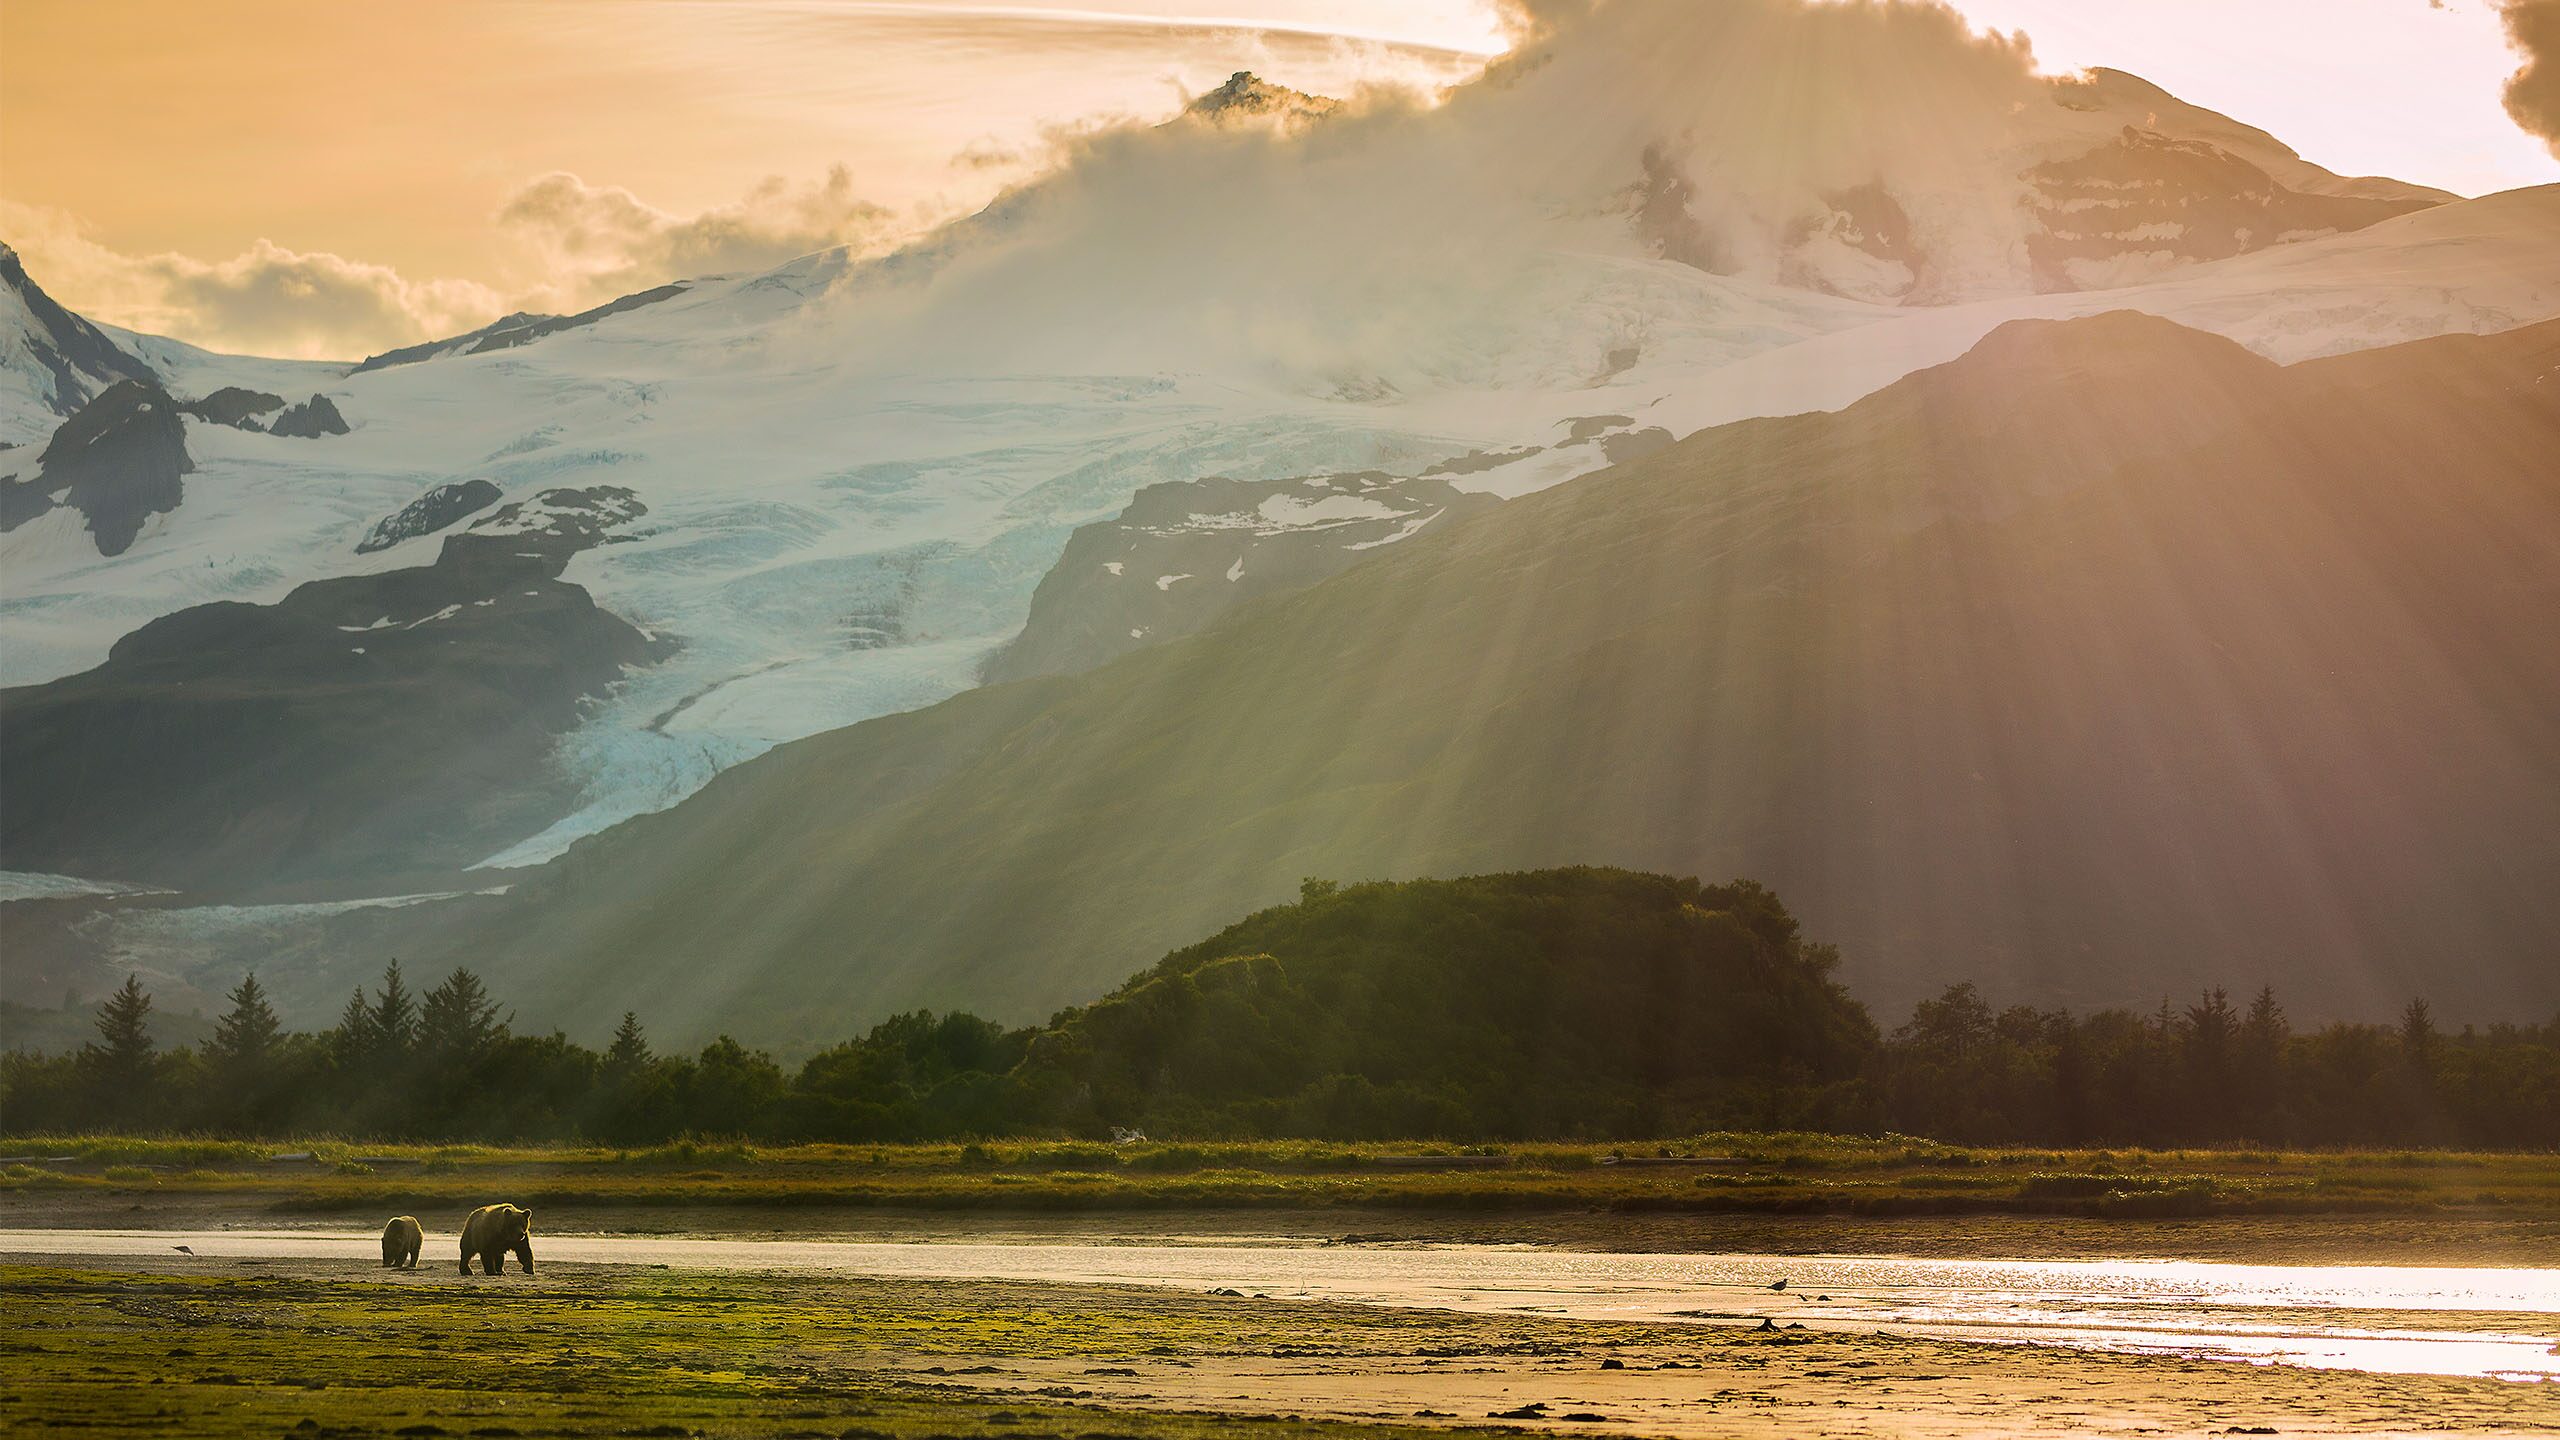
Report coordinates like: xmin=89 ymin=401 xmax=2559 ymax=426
xmin=2503 ymin=0 xmax=2560 ymax=155
xmin=3 ymin=0 xmax=2130 ymax=369
xmin=496 ymin=166 xmax=906 ymax=304
xmin=5 ymin=165 xmax=915 ymax=360
xmin=813 ymin=0 xmax=2051 ymax=385
xmin=1 ymin=201 xmax=502 ymax=361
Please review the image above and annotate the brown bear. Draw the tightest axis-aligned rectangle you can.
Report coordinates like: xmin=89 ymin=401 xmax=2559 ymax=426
xmin=380 ymin=1214 xmax=423 ymax=1269
xmin=457 ymin=1202 xmax=534 ymax=1275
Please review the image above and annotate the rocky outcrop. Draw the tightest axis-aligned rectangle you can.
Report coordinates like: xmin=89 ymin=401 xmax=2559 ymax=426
xmin=2025 ymin=128 xmax=2436 ymax=291
xmin=1185 ymin=71 xmax=1339 ymax=128
xmin=268 ymin=393 xmax=350 ymax=438
xmin=0 ymin=379 xmax=194 ymax=555
xmin=350 ymin=284 xmax=688 ymax=374
xmin=357 ymin=479 xmax=505 ymax=554
xmin=180 ymin=387 xmax=286 ymax=429
xmin=984 ymin=470 xmax=1500 ymax=684
xmin=446 ymin=484 xmax=648 ymax=564
xmin=0 ymin=243 xmax=158 ymax=421
xmin=0 ymin=527 xmax=663 ymax=890
xmin=1631 ymin=75 xmax=2446 ymax=304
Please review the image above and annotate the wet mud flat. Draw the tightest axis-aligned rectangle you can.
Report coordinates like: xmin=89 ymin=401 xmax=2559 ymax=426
xmin=5 ymin=1254 xmax=2557 ymax=1440
xmin=11 ymin=1187 xmax=2560 ymax=1269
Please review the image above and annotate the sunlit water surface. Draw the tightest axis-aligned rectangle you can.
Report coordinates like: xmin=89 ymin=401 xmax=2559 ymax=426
xmin=7 ymin=1229 xmax=2554 ymax=1381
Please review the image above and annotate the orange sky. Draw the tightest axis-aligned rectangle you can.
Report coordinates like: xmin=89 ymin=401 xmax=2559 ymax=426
xmin=4 ymin=0 xmax=2552 ymax=358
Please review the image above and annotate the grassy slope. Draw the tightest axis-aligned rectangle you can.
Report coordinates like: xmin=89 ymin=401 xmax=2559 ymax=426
xmin=7 ymin=1134 xmax=2555 ymax=1220
xmin=425 ymin=314 xmax=2560 ymax=1047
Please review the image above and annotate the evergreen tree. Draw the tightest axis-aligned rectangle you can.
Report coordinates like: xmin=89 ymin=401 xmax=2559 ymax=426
xmin=78 ymin=975 xmax=160 ymax=1123
xmin=333 ymin=987 xmax=382 ymax=1065
xmin=418 ymin=968 xmax=507 ymax=1063
xmin=2243 ymin=986 xmax=2288 ymax=1046
xmin=2181 ymin=978 xmax=2242 ymax=1127
xmin=83 ymin=975 xmax=157 ymax=1084
xmin=206 ymin=973 xmax=282 ymax=1071
xmin=2398 ymin=997 xmax=2438 ymax=1062
xmin=368 ymin=961 xmax=417 ymax=1056
xmin=605 ymin=1012 xmax=652 ymax=1072
xmin=2237 ymin=985 xmax=2291 ymax=1141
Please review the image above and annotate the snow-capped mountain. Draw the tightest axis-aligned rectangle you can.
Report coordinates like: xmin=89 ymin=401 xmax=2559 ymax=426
xmin=0 ymin=244 xmax=159 ymax=437
xmin=2 ymin=33 xmax=2557 ymax=911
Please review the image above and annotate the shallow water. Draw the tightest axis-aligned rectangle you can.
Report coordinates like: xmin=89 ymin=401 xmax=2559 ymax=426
xmin=7 ymin=1227 xmax=2554 ymax=1382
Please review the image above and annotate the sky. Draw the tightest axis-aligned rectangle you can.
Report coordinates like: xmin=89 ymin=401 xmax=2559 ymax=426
xmin=4 ymin=0 xmax=2555 ymax=359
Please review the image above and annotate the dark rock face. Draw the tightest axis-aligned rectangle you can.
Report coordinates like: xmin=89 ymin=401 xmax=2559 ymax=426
xmin=1630 ymin=92 xmax=2441 ymax=303
xmin=445 ymin=485 xmax=648 ymax=564
xmin=357 ymin=479 xmax=504 ymax=554
xmin=0 ymin=379 xmax=194 ymax=555
xmin=1784 ymin=183 xmax=1926 ymax=301
xmin=984 ymin=470 xmax=1500 ymax=684
xmin=268 ymin=393 xmax=350 ymax=438
xmin=2025 ymin=127 xmax=2435 ymax=290
xmin=0 ymin=243 xmax=158 ymax=420
xmin=350 ymin=284 xmax=688 ymax=374
xmin=180 ymin=387 xmax=285 ymax=429
xmin=1185 ymin=71 xmax=1339 ymax=126
xmin=0 ymin=529 xmax=662 ymax=890
xmin=1632 ymin=142 xmax=1734 ymax=275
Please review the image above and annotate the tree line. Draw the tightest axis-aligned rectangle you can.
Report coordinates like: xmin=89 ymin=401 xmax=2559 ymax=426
xmin=3 ymin=872 xmax=2554 ymax=1148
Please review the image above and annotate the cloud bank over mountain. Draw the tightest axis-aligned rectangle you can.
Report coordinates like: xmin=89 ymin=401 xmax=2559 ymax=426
xmin=797 ymin=0 xmax=2155 ymax=387
xmin=0 ymin=202 xmax=503 ymax=362
xmin=3 ymin=162 xmax=922 ymax=362
xmin=495 ymin=166 xmax=909 ymax=309
xmin=2506 ymin=0 xmax=2560 ymax=155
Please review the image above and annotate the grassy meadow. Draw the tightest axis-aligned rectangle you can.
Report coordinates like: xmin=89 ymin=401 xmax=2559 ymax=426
xmin=6 ymin=1132 xmax=2555 ymax=1221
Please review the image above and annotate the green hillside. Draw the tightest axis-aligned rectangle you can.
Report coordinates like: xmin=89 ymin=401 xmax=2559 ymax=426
xmin=418 ymin=313 xmax=2560 ymax=1046
xmin=1016 ymin=869 xmax=1874 ymax=1136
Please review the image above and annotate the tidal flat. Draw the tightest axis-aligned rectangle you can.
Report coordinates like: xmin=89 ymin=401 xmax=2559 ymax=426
xmin=7 ymin=1256 xmax=2558 ymax=1440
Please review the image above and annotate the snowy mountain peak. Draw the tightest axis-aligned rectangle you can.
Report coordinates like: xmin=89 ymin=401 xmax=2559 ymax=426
xmin=0 ymin=243 xmax=159 ymax=442
xmin=1186 ymin=71 xmax=1341 ymax=128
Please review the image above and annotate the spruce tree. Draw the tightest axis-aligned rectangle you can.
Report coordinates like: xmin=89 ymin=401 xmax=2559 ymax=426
xmin=206 ymin=973 xmax=282 ymax=1071
xmin=2237 ymin=985 xmax=2291 ymax=1142
xmin=80 ymin=976 xmax=160 ymax=1123
xmin=83 ymin=975 xmax=157 ymax=1084
xmin=2398 ymin=998 xmax=2439 ymax=1066
xmin=605 ymin=1012 xmax=652 ymax=1072
xmin=368 ymin=961 xmax=417 ymax=1056
xmin=333 ymin=987 xmax=381 ymax=1065
xmin=418 ymin=968 xmax=507 ymax=1062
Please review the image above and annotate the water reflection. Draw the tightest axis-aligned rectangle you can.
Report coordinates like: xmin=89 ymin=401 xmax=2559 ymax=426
xmin=6 ymin=1229 xmax=2553 ymax=1381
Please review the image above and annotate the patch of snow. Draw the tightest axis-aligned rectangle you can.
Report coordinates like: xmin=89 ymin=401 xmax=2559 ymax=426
xmin=1255 ymin=492 xmax=1402 ymax=528
xmin=1154 ymin=573 xmax=1192 ymax=591
xmin=0 ymin=869 xmax=171 ymax=902
xmin=1102 ymin=561 xmax=1125 ymax=576
xmin=1345 ymin=507 xmax=1450 ymax=551
xmin=1226 ymin=556 xmax=1246 ymax=582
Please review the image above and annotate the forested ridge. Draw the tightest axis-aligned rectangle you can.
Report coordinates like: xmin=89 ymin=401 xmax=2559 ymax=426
xmin=5 ymin=871 xmax=2552 ymax=1147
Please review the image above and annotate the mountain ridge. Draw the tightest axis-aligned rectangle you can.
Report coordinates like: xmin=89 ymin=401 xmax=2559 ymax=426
xmin=343 ymin=310 xmax=2560 ymax=1047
